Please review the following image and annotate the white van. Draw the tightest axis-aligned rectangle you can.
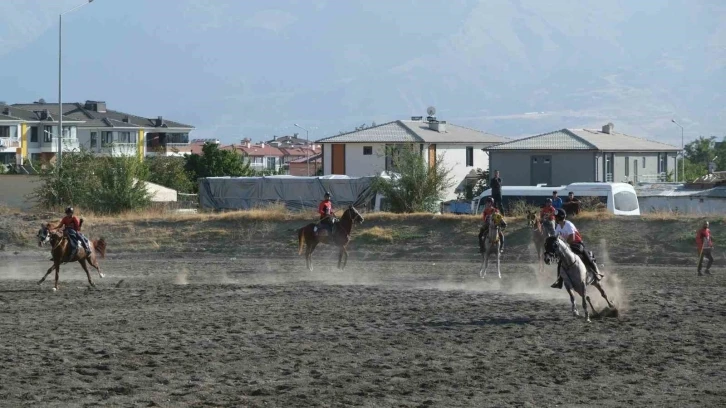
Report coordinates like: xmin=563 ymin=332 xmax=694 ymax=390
xmin=471 ymin=182 xmax=640 ymax=216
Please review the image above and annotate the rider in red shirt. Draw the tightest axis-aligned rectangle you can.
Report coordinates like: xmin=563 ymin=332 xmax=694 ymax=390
xmin=540 ymin=198 xmax=556 ymax=222
xmin=696 ymin=221 xmax=714 ymax=276
xmin=315 ymin=192 xmax=336 ymax=234
xmin=478 ymin=197 xmax=505 ymax=254
xmin=54 ymin=207 xmax=90 ymax=259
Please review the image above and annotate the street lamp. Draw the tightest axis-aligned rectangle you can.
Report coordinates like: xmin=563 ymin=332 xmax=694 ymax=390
xmin=58 ymin=0 xmax=94 ymax=169
xmin=294 ymin=123 xmax=310 ymax=176
xmin=671 ymin=119 xmax=684 ymax=183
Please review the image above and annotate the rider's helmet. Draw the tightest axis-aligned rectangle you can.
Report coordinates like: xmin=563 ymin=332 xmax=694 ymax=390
xmin=545 ymin=198 xmax=552 ymax=205
xmin=324 ymin=191 xmax=331 ymax=199
xmin=556 ymin=208 xmax=567 ymax=221
xmin=65 ymin=206 xmax=74 ymax=215
xmin=484 ymin=197 xmax=494 ymax=205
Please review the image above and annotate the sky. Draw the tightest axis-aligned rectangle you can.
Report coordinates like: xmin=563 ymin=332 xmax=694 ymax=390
xmin=0 ymin=0 xmax=723 ymax=146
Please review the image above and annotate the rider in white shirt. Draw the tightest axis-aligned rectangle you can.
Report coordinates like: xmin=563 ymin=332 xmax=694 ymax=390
xmin=551 ymin=208 xmax=603 ymax=289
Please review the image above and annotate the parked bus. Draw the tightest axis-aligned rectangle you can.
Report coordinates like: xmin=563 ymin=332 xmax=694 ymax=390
xmin=471 ymin=182 xmax=640 ymax=216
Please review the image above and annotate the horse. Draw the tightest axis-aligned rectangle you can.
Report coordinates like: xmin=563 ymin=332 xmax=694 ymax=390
xmin=527 ymin=211 xmax=556 ymax=274
xmin=479 ymin=212 xmax=505 ymax=279
xmin=37 ymin=223 xmax=107 ymax=291
xmin=543 ymin=235 xmax=616 ymax=322
xmin=297 ymin=206 xmax=364 ymax=272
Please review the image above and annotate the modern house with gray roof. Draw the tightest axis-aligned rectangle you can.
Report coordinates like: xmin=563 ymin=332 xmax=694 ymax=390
xmin=316 ymin=116 xmax=509 ymax=201
xmin=485 ymin=123 xmax=679 ymax=186
xmin=12 ymin=100 xmax=194 ymax=160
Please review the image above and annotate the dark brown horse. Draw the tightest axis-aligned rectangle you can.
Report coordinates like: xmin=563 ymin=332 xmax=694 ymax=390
xmin=526 ymin=210 xmax=555 ymax=274
xmin=37 ymin=223 xmax=107 ymax=291
xmin=297 ymin=206 xmax=364 ymax=271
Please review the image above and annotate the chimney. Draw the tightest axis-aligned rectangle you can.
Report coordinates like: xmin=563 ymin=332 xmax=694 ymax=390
xmin=155 ymin=116 xmax=164 ymax=127
xmin=273 ymin=135 xmax=277 ymax=140
xmin=41 ymin=109 xmax=50 ymax=120
xmin=1 ymin=107 xmax=9 ymax=116
xmin=95 ymin=101 xmax=106 ymax=113
xmin=428 ymin=120 xmax=447 ymax=133
xmin=122 ymin=115 xmax=130 ymax=123
xmin=260 ymin=141 xmax=265 ymax=148
xmin=602 ymin=122 xmax=614 ymax=134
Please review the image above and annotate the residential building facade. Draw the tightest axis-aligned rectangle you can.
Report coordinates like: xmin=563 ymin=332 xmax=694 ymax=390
xmin=8 ymin=100 xmax=194 ymax=164
xmin=485 ymin=123 xmax=680 ymax=186
xmin=316 ymin=116 xmax=509 ymax=201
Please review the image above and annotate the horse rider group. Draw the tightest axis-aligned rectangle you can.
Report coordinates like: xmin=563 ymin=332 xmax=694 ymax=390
xmin=480 ymin=195 xmax=604 ymax=289
xmin=478 ymin=196 xmax=506 ymax=254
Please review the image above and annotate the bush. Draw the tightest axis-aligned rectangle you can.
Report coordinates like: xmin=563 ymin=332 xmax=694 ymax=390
xmin=184 ymin=143 xmax=253 ymax=192
xmin=144 ymin=156 xmax=195 ymax=193
xmin=33 ymin=150 xmax=151 ymax=214
xmin=370 ymin=144 xmax=453 ymax=213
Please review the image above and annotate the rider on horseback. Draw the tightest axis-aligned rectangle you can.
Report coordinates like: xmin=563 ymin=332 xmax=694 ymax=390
xmin=540 ymin=198 xmax=557 ymax=223
xmin=55 ymin=207 xmax=91 ymax=261
xmin=479 ymin=197 xmax=506 ymax=254
xmin=314 ymin=192 xmax=337 ymax=235
xmin=551 ymin=208 xmax=603 ymax=289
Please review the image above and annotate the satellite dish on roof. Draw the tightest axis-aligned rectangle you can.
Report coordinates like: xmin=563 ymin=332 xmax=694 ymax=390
xmin=427 ymin=106 xmax=436 ymax=116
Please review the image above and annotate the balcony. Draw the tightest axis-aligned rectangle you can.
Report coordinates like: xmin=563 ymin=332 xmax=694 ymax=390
xmin=0 ymin=138 xmax=20 ymax=151
xmin=39 ymin=137 xmax=80 ymax=153
xmin=101 ymin=143 xmax=138 ymax=157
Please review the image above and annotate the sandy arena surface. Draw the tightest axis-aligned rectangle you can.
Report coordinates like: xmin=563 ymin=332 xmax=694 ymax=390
xmin=0 ymin=251 xmax=725 ymax=407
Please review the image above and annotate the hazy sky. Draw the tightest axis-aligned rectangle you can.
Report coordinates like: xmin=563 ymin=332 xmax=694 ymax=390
xmin=0 ymin=0 xmax=723 ymax=146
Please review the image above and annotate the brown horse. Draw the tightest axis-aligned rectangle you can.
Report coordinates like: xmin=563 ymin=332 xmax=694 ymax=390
xmin=37 ymin=223 xmax=107 ymax=291
xmin=526 ymin=210 xmax=555 ymax=274
xmin=297 ymin=206 xmax=364 ymax=271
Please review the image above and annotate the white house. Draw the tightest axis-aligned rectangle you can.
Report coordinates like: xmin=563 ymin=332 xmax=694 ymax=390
xmin=316 ymin=116 xmax=509 ymax=201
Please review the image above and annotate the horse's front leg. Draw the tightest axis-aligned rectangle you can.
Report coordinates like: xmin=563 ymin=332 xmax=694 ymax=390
xmin=479 ymin=251 xmax=488 ymax=278
xmin=53 ymin=263 xmax=61 ymax=292
xmin=566 ymin=287 xmax=578 ymax=316
xmin=38 ymin=264 xmax=54 ymax=286
xmin=340 ymin=246 xmax=349 ymax=270
xmin=581 ymin=288 xmax=590 ymax=323
xmin=496 ymin=245 xmax=501 ymax=279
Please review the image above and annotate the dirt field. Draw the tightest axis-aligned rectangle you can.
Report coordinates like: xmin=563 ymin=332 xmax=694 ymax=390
xmin=1 ymin=246 xmax=724 ymax=407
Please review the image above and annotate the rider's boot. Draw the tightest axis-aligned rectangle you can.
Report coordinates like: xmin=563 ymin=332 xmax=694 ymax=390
xmin=551 ymin=276 xmax=563 ymax=289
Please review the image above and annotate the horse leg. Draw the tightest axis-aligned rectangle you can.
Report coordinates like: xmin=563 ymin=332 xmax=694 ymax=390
xmin=79 ymin=259 xmax=96 ymax=289
xmin=88 ymin=255 xmax=104 ymax=279
xmin=53 ymin=263 xmax=61 ymax=291
xmin=496 ymin=243 xmax=501 ymax=279
xmin=38 ymin=264 xmax=54 ymax=285
xmin=306 ymin=241 xmax=318 ymax=272
xmin=338 ymin=246 xmax=349 ymax=270
xmin=593 ymin=281 xmax=615 ymax=309
xmin=479 ymin=250 xmax=488 ymax=278
xmin=566 ymin=287 xmax=578 ymax=317
xmin=581 ymin=288 xmax=590 ymax=323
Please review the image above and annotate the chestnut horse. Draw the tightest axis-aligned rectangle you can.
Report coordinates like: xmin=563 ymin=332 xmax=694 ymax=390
xmin=37 ymin=223 xmax=107 ymax=291
xmin=297 ymin=206 xmax=364 ymax=271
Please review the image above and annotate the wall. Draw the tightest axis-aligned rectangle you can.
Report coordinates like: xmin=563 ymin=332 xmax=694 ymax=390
xmin=597 ymin=152 xmax=676 ymax=183
xmin=639 ymin=196 xmax=726 ymax=215
xmin=436 ymin=144 xmax=490 ymax=201
xmin=489 ymin=151 xmax=596 ymax=186
xmin=0 ymin=175 xmax=39 ymax=210
xmin=344 ymin=143 xmax=386 ymax=176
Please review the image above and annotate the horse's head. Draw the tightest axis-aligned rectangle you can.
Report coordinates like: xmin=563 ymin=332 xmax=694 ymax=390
xmin=37 ymin=223 xmax=52 ymax=247
xmin=345 ymin=205 xmax=365 ymax=224
xmin=541 ymin=218 xmax=556 ymax=237
xmin=543 ymin=235 xmax=560 ymax=265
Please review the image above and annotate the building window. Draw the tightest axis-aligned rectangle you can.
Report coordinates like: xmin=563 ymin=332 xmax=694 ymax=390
xmin=466 ymin=146 xmax=474 ymax=167
xmin=363 ymin=146 xmax=372 ymax=155
xmin=43 ymin=126 xmax=53 ymax=142
xmin=118 ymin=131 xmax=132 ymax=143
xmin=168 ymin=133 xmax=189 ymax=144
xmin=30 ymin=127 xmax=38 ymax=143
xmin=642 ymin=157 xmax=646 ymax=168
xmin=61 ymin=126 xmax=72 ymax=138
xmin=90 ymin=132 xmax=98 ymax=148
xmin=625 ymin=156 xmax=630 ymax=177
xmin=101 ymin=131 xmax=113 ymax=146
xmin=266 ymin=157 xmax=276 ymax=170
xmin=0 ymin=126 xmax=9 ymax=138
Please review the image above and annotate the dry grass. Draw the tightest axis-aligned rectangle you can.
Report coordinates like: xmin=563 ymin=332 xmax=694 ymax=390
xmin=358 ymin=226 xmax=395 ymax=243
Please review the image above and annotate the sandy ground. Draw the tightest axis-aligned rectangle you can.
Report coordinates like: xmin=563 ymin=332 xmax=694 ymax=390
xmin=0 ymin=250 xmax=725 ymax=407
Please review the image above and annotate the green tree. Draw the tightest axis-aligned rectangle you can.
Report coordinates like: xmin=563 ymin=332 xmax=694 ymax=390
xmin=87 ymin=156 xmax=151 ymax=214
xmin=144 ymin=156 xmax=195 ymax=193
xmin=370 ymin=144 xmax=453 ymax=213
xmin=184 ymin=143 xmax=252 ymax=192
xmin=32 ymin=149 xmax=100 ymax=209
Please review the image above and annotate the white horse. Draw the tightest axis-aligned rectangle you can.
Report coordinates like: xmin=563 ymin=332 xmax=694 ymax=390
xmin=543 ymin=235 xmax=616 ymax=322
xmin=479 ymin=213 xmax=505 ymax=279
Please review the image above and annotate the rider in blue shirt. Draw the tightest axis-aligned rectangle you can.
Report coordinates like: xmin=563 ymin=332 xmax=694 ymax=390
xmin=551 ymin=190 xmax=563 ymax=210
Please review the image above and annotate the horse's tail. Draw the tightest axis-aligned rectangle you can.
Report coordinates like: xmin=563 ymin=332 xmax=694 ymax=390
xmin=93 ymin=238 xmax=107 ymax=259
xmin=297 ymin=227 xmax=305 ymax=255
